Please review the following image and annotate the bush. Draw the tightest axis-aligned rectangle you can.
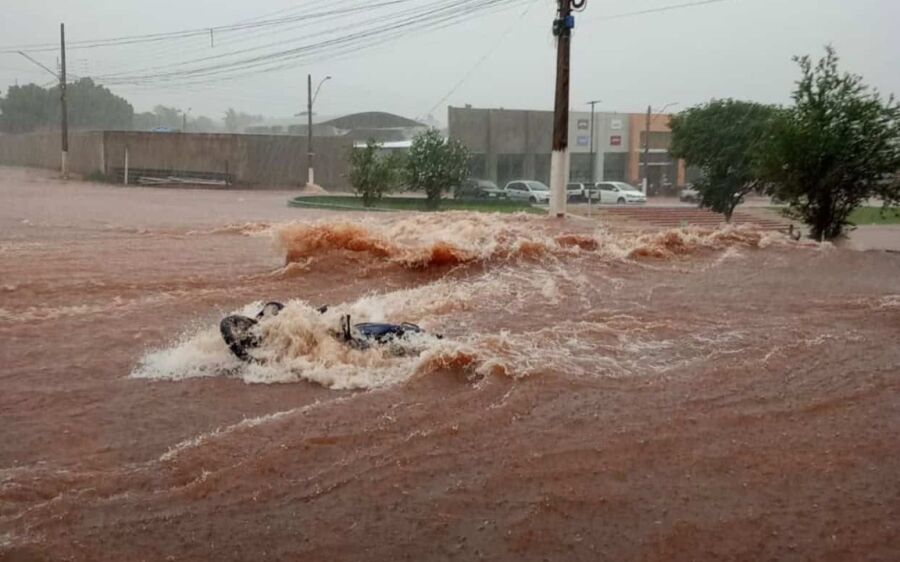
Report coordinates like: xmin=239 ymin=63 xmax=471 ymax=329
xmin=403 ymin=129 xmax=470 ymax=210
xmin=348 ymin=140 xmax=398 ymax=207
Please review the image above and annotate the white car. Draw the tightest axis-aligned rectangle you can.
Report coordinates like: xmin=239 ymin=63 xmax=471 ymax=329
xmin=567 ymin=182 xmax=601 ymax=202
xmin=595 ymin=182 xmax=647 ymax=204
xmin=504 ymin=180 xmax=551 ymax=204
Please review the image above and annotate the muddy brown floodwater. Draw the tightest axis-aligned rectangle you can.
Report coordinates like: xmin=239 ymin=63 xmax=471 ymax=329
xmin=1 ymin=167 xmax=898 ymax=561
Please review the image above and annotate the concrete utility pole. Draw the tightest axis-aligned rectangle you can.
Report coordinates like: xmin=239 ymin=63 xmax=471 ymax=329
xmin=642 ymin=104 xmax=651 ymax=194
xmin=549 ymin=0 xmax=581 ymax=218
xmin=59 ymin=23 xmax=69 ymax=179
xmin=587 ymin=99 xmax=601 ymax=185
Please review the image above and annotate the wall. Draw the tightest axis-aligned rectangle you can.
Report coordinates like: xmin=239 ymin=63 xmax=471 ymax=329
xmin=0 ymin=131 xmax=104 ymax=174
xmin=0 ymin=131 xmax=353 ymax=189
xmin=627 ymin=113 xmax=685 ymax=191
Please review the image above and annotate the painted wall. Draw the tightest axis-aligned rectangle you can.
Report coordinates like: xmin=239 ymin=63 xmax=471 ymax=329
xmin=0 ymin=131 xmax=354 ymax=189
xmin=627 ymin=113 xmax=686 ymax=190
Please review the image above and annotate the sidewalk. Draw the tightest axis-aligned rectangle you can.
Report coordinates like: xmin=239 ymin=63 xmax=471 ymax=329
xmin=839 ymin=225 xmax=900 ymax=252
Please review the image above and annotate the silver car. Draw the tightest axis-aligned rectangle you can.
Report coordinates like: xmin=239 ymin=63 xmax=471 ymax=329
xmin=504 ymin=180 xmax=551 ymax=204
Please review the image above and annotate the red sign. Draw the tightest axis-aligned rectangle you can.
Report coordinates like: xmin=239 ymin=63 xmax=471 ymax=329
xmin=610 ymin=135 xmax=622 ymax=146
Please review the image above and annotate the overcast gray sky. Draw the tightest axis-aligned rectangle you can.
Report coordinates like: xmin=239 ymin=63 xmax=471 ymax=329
xmin=0 ymin=0 xmax=897 ymax=124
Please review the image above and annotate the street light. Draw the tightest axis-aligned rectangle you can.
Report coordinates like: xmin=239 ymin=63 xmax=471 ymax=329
xmin=306 ymin=74 xmax=332 ymax=187
xmin=642 ymin=102 xmax=679 ymax=194
xmin=181 ymin=107 xmax=192 ymax=133
xmin=586 ymin=99 xmax=602 ymax=185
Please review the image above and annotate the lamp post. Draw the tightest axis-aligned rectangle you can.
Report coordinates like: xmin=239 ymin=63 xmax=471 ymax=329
xmin=305 ymin=74 xmax=332 ymax=187
xmin=641 ymin=101 xmax=678 ymax=194
xmin=586 ymin=99 xmax=602 ymax=185
xmin=181 ymin=107 xmax=191 ymax=133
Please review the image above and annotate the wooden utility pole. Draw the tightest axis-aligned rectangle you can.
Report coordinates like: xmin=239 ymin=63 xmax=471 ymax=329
xmin=549 ymin=0 xmax=576 ymax=218
xmin=60 ymin=23 xmax=69 ymax=178
xmin=642 ymin=104 xmax=651 ymax=194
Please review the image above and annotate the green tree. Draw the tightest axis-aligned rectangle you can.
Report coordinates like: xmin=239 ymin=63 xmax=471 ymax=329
xmin=0 ymin=84 xmax=52 ymax=133
xmin=57 ymin=78 xmax=133 ymax=130
xmin=403 ymin=128 xmax=470 ymax=209
xmin=669 ymin=99 xmax=778 ymax=222
xmin=0 ymin=79 xmax=133 ymax=133
xmin=758 ymin=46 xmax=900 ymax=240
xmin=348 ymin=140 xmax=399 ymax=207
xmin=223 ymin=107 xmax=263 ymax=133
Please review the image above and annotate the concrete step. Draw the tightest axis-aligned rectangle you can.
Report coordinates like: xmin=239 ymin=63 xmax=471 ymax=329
xmin=596 ymin=207 xmax=792 ymax=231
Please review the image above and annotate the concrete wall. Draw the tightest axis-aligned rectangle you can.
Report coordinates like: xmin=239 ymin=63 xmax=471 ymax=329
xmin=0 ymin=131 xmax=353 ymax=189
xmin=0 ymin=131 xmax=104 ymax=174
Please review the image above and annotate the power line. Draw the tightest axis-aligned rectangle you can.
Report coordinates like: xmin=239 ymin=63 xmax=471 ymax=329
xmin=587 ymin=0 xmax=731 ymax=22
xmin=425 ymin=0 xmax=539 ymax=116
xmin=91 ymin=0 xmax=527 ymax=87
xmin=0 ymin=0 xmax=414 ymax=53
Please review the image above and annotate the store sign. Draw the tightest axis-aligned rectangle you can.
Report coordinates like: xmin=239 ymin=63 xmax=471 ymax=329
xmin=610 ymin=135 xmax=622 ymax=146
xmin=576 ymin=136 xmax=590 ymax=146
xmin=577 ymin=119 xmax=589 ymax=130
xmin=611 ymin=119 xmax=623 ymax=130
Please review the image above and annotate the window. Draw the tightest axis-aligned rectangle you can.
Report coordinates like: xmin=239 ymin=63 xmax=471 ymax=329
xmin=534 ymin=154 xmax=551 ymax=185
xmin=569 ymin=153 xmax=593 ymax=183
xmin=468 ymin=154 xmax=486 ymax=179
xmin=603 ymin=153 xmax=627 ymax=181
xmin=497 ymin=154 xmax=524 ymax=187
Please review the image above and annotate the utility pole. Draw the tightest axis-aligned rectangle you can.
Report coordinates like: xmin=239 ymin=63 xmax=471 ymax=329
xmin=587 ymin=99 xmax=601 ymax=185
xmin=59 ymin=23 xmax=69 ymax=179
xmin=549 ymin=0 xmax=578 ymax=218
xmin=642 ymin=104 xmax=651 ymax=195
xmin=307 ymin=73 xmax=313 ymax=186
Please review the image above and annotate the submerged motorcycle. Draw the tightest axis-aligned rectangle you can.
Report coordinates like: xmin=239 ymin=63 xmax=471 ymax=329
xmin=219 ymin=302 xmax=437 ymax=362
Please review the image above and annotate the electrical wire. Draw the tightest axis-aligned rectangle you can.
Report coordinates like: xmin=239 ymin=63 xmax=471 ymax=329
xmin=90 ymin=0 xmax=526 ymax=88
xmin=425 ymin=0 xmax=539 ymax=117
xmin=587 ymin=0 xmax=731 ymax=22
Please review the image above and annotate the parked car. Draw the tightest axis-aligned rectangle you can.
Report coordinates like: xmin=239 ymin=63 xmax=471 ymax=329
xmin=504 ymin=180 xmax=551 ymax=204
xmin=566 ymin=182 xmax=600 ymax=202
xmin=679 ymin=184 xmax=700 ymax=203
xmin=595 ymin=182 xmax=647 ymax=204
xmin=455 ymin=178 xmax=507 ymax=200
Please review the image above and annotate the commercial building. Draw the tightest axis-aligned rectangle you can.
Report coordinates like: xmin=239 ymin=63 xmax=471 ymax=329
xmin=448 ymin=105 xmax=686 ymax=194
xmin=245 ymin=111 xmax=427 ymax=144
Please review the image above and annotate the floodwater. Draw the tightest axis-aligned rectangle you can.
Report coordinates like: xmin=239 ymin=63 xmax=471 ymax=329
xmin=1 ymin=167 xmax=898 ymax=561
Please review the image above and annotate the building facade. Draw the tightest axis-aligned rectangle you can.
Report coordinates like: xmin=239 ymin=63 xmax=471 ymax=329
xmin=448 ymin=105 xmax=685 ymax=194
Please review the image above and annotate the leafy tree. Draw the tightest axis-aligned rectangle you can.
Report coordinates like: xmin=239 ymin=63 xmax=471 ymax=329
xmin=348 ymin=140 xmax=399 ymax=207
xmin=669 ymin=99 xmax=778 ymax=222
xmin=0 ymin=84 xmax=51 ymax=133
xmin=758 ymin=46 xmax=900 ymax=240
xmin=403 ymin=128 xmax=469 ymax=209
xmin=223 ymin=107 xmax=263 ymax=133
xmin=57 ymin=78 xmax=133 ymax=130
xmin=190 ymin=115 xmax=220 ymax=133
xmin=0 ymin=79 xmax=133 ymax=133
